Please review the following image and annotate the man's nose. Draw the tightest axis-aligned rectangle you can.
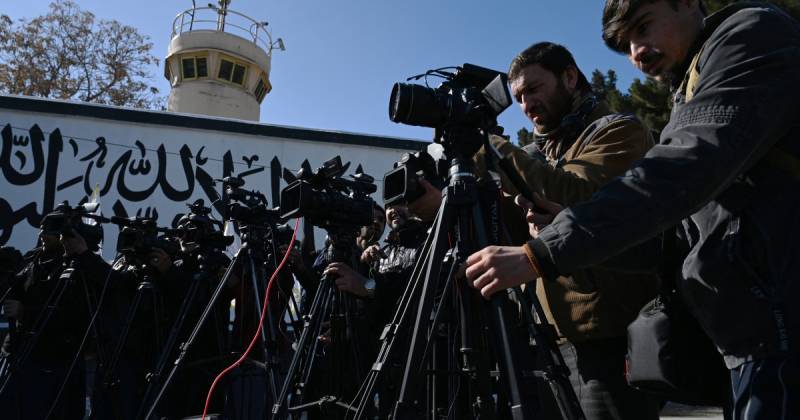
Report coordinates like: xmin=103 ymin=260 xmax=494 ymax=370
xmin=630 ymin=41 xmax=649 ymax=65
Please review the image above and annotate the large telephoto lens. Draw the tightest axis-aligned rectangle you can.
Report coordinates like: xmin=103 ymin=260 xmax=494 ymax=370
xmin=389 ymin=83 xmax=447 ymax=128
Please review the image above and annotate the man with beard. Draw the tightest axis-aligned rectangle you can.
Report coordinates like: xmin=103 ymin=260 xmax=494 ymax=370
xmin=414 ymin=42 xmax=660 ymax=419
xmin=466 ymin=1 xmax=800 ymax=419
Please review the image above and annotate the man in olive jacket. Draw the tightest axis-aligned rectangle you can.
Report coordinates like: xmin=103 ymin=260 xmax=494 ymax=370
xmin=466 ymin=1 xmax=800 ymax=418
xmin=485 ymin=42 xmax=660 ymax=419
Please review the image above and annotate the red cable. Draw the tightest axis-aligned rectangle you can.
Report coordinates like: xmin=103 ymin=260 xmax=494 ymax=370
xmin=202 ymin=218 xmax=301 ymax=420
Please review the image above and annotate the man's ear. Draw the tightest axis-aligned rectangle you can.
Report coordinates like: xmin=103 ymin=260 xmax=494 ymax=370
xmin=561 ymin=65 xmax=579 ymax=91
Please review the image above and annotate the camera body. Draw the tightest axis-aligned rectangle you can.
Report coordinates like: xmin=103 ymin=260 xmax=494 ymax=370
xmin=280 ymin=156 xmax=377 ymax=230
xmin=383 ymin=149 xmax=448 ymax=206
xmin=40 ymin=201 xmax=105 ymax=251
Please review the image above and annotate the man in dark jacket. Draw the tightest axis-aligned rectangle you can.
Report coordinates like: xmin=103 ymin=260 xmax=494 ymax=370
xmin=466 ymin=1 xmax=800 ymax=418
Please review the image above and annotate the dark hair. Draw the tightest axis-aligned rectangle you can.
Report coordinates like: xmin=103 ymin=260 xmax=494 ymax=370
xmin=603 ymin=0 xmax=706 ymax=53
xmin=508 ymin=42 xmax=591 ymax=93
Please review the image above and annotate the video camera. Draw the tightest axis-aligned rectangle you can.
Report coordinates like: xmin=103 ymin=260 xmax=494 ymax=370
xmin=220 ymin=176 xmax=281 ymax=226
xmin=389 ymin=63 xmax=512 ymax=133
xmin=177 ymin=200 xmax=234 ymax=251
xmin=111 ymin=216 xmax=179 ymax=262
xmin=39 ymin=201 xmax=105 ymax=251
xmin=383 ymin=146 xmax=448 ymax=207
xmin=280 ymin=156 xmax=377 ymax=230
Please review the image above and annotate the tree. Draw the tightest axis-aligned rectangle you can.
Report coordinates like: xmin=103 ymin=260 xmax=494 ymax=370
xmin=517 ymin=127 xmax=534 ymax=147
xmin=0 ymin=0 xmax=163 ymax=109
xmin=591 ymin=69 xmax=634 ymax=114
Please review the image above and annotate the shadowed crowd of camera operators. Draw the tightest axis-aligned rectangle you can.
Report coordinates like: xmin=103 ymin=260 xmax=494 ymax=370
xmin=3 ymin=0 xmax=800 ymax=419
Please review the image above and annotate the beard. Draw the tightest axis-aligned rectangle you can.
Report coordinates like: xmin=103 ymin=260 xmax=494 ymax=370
xmin=533 ymin=80 xmax=574 ymax=134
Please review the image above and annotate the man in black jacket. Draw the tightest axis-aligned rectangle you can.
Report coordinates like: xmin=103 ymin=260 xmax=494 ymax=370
xmin=465 ymin=1 xmax=800 ymax=418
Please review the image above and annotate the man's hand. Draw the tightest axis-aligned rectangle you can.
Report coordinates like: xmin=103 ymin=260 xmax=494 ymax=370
xmin=61 ymin=230 xmax=88 ymax=256
xmin=324 ymin=262 xmax=369 ymax=297
xmin=514 ymin=193 xmax=564 ymax=238
xmin=148 ymin=248 xmax=173 ymax=274
xmin=408 ymin=179 xmax=442 ymax=222
xmin=360 ymin=244 xmax=385 ymax=265
xmin=2 ymin=299 xmax=23 ymax=320
xmin=465 ymin=246 xmax=537 ymax=298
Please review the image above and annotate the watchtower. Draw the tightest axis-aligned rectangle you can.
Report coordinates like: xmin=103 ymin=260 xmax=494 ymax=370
xmin=165 ymin=0 xmax=284 ymax=121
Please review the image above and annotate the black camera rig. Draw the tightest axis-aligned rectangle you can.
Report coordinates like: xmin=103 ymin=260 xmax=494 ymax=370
xmin=280 ymin=156 xmax=377 ymax=230
xmin=39 ymin=201 xmax=106 ymax=251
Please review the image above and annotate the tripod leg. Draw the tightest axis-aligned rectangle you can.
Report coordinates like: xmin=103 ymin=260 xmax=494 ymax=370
xmin=135 ymin=278 xmax=202 ymax=418
xmin=348 ymin=208 xmax=445 ymax=420
xmin=392 ymin=195 xmax=458 ymax=419
xmin=271 ymin=273 xmax=334 ymax=419
xmin=518 ymin=286 xmax=586 ymax=420
xmin=142 ymin=253 xmax=241 ymax=420
xmin=246 ymin=250 xmax=280 ymax=405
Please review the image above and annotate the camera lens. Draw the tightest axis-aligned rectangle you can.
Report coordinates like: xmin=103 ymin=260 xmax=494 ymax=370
xmin=389 ymin=83 xmax=446 ymax=128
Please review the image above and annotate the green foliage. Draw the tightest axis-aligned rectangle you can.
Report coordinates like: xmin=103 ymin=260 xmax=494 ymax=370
xmin=516 ymin=127 xmax=534 ymax=146
xmin=0 ymin=0 xmax=163 ymax=109
xmin=591 ymin=69 xmax=671 ymax=134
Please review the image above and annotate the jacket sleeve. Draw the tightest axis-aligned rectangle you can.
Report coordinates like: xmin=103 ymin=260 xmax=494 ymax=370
xmin=531 ymin=8 xmax=800 ymax=273
xmin=488 ymin=117 xmax=652 ymax=206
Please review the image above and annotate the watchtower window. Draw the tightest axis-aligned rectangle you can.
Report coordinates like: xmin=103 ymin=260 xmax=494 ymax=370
xmin=232 ymin=64 xmax=246 ymax=85
xmin=254 ymin=76 xmax=270 ymax=103
xmin=219 ymin=59 xmax=233 ymax=81
xmin=182 ymin=58 xmax=195 ymax=79
xmin=218 ymin=56 xmax=248 ymax=86
xmin=181 ymin=56 xmax=208 ymax=80
xmin=196 ymin=57 xmax=208 ymax=77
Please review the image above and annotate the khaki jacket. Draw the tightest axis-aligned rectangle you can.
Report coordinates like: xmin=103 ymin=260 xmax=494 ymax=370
xmin=484 ymin=102 xmax=659 ymax=343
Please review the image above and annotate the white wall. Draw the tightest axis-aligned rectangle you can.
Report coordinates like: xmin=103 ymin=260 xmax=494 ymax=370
xmin=0 ymin=106 xmax=420 ymax=259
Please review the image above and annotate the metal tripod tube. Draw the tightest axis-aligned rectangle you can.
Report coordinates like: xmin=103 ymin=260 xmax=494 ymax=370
xmin=292 ymin=275 xmax=335 ymax=411
xmin=463 ymin=162 xmax=534 ymax=420
xmin=142 ymin=251 xmax=242 ymax=420
xmin=0 ymin=266 xmax=71 ymax=397
xmin=519 ymin=286 xmax=585 ymax=420
xmin=135 ymin=273 xmax=202 ymax=418
xmin=391 ymin=194 xmax=456 ymax=420
xmin=271 ymin=271 xmax=334 ymax=419
xmin=102 ymin=278 xmax=155 ymax=393
xmin=348 ymin=217 xmax=438 ymax=419
xmin=246 ymin=247 xmax=280 ymax=405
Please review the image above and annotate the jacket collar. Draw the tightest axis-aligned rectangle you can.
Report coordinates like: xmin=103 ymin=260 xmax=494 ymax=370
xmin=672 ymin=2 xmax=766 ymax=89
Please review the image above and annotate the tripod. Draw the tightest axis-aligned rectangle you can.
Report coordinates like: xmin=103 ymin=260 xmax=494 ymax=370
xmin=271 ymin=229 xmax=369 ymax=419
xmin=0 ymin=250 xmax=113 ymax=419
xmin=141 ymin=222 xmax=299 ymax=419
xmin=135 ymin=250 xmax=230 ymax=419
xmin=101 ymin=263 xmax=163 ymax=386
xmin=348 ymin=141 xmax=586 ymax=420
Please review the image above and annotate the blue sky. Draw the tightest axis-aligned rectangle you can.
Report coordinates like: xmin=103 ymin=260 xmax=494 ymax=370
xmin=3 ymin=0 xmax=643 ymax=142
